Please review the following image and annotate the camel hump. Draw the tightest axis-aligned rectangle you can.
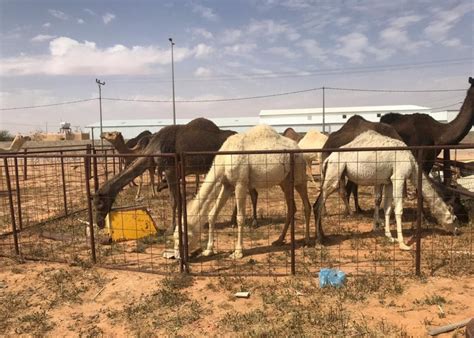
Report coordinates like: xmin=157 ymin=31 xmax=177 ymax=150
xmin=186 ymin=117 xmax=220 ymax=133
xmin=469 ymin=77 xmax=473 ymax=85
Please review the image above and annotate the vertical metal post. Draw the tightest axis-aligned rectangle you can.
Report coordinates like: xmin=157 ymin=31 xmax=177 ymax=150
xmin=92 ymin=148 xmax=99 ymax=192
xmin=96 ymin=79 xmax=105 ymax=149
xmin=23 ymin=149 xmax=27 ymax=180
xmin=104 ymin=149 xmax=109 ymax=181
xmin=13 ymin=157 xmax=23 ymax=230
xmin=443 ymin=148 xmax=452 ymax=186
xmin=322 ymin=86 xmax=326 ymax=134
xmin=169 ymin=38 xmax=176 ymax=125
xmin=91 ymin=127 xmax=95 ymax=145
xmin=4 ymin=158 xmax=20 ymax=255
xmin=85 ymin=144 xmax=91 ymax=181
xmin=112 ymin=148 xmax=116 ymax=176
xmin=415 ymin=149 xmax=423 ymax=276
xmin=180 ymin=153 xmax=190 ymax=272
xmin=84 ymin=154 xmax=97 ymax=264
xmin=174 ymin=154 xmax=184 ymax=273
xmin=60 ymin=151 xmax=68 ymax=216
xmin=289 ymin=152 xmax=296 ymax=275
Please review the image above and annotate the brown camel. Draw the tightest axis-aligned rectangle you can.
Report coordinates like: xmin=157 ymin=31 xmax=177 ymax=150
xmin=282 ymin=127 xmax=302 ymax=142
xmin=125 ymin=130 xmax=152 ymax=148
xmin=0 ymin=135 xmax=30 ymax=153
xmin=380 ymin=77 xmax=474 ymax=173
xmin=94 ymin=118 xmax=258 ymax=232
xmin=101 ymin=131 xmax=154 ymax=199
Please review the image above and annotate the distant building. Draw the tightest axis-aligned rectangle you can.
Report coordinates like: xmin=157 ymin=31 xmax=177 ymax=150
xmin=86 ymin=105 xmax=452 ymax=139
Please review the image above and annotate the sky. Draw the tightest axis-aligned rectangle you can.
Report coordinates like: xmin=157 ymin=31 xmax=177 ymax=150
xmin=0 ymin=0 xmax=473 ymax=134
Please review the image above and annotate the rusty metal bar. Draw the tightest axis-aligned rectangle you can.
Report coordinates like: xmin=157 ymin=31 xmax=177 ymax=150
xmin=175 ymin=153 xmax=184 ymax=273
xmin=85 ymin=144 xmax=91 ymax=180
xmin=13 ymin=157 xmax=23 ymax=230
xmin=443 ymin=148 xmax=452 ymax=186
xmin=60 ymin=151 xmax=68 ymax=216
xmin=92 ymin=148 xmax=99 ymax=192
xmin=23 ymin=149 xmax=27 ymax=180
xmin=112 ymin=149 xmax=116 ymax=176
xmin=289 ymin=152 xmax=296 ymax=275
xmin=104 ymin=149 xmax=109 ymax=181
xmin=4 ymin=158 xmax=20 ymax=255
xmin=415 ymin=149 xmax=423 ymax=276
xmin=84 ymin=154 xmax=97 ymax=264
xmin=180 ymin=153 xmax=190 ymax=273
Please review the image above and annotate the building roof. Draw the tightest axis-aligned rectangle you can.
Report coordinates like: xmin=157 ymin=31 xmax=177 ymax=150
xmin=259 ymin=105 xmax=430 ymax=116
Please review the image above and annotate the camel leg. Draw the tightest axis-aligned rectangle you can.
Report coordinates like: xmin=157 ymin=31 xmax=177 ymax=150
xmin=272 ymin=180 xmax=296 ymax=246
xmin=149 ymin=167 xmax=156 ymax=198
xmin=373 ymin=185 xmax=383 ymax=230
xmin=135 ymin=175 xmax=143 ymax=200
xmin=339 ymin=178 xmax=352 ymax=216
xmin=383 ymin=183 xmax=395 ymax=242
xmin=202 ymin=184 xmax=233 ymax=256
xmin=195 ymin=174 xmax=200 ymax=196
xmin=230 ymin=183 xmax=247 ymax=259
xmin=393 ymin=179 xmax=411 ymax=250
xmin=295 ymin=183 xmax=312 ymax=245
xmin=250 ymin=188 xmax=258 ymax=227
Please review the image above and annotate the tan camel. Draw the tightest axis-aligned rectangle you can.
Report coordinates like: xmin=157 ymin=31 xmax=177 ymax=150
xmin=297 ymin=129 xmax=328 ymax=182
xmin=314 ymin=130 xmax=458 ymax=250
xmin=101 ymin=131 xmax=154 ymax=199
xmin=0 ymin=135 xmax=30 ymax=153
xmin=176 ymin=125 xmax=312 ymax=259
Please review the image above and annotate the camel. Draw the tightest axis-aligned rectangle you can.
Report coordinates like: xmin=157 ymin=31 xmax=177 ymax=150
xmin=94 ymin=118 xmax=259 ymax=233
xmin=297 ymin=129 xmax=328 ymax=182
xmin=101 ymin=131 xmax=154 ymax=199
xmin=321 ymin=115 xmax=403 ymax=214
xmin=282 ymin=127 xmax=302 ymax=142
xmin=0 ymin=135 xmax=30 ymax=153
xmin=380 ymin=77 xmax=474 ymax=173
xmin=314 ymin=130 xmax=458 ymax=250
xmin=125 ymin=130 xmax=152 ymax=148
xmin=177 ymin=125 xmax=311 ymax=259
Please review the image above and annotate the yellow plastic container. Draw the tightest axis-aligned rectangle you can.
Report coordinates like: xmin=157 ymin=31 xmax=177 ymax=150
xmin=105 ymin=207 xmax=158 ymax=241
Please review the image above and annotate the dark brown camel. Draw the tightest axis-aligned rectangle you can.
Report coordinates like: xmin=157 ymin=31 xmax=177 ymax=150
xmin=282 ymin=127 xmax=303 ymax=142
xmin=380 ymin=77 xmax=474 ymax=173
xmin=94 ymin=118 xmax=258 ymax=232
xmin=125 ymin=130 xmax=152 ymax=148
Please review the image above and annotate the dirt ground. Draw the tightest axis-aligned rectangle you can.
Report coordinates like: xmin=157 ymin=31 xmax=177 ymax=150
xmin=0 ymin=257 xmax=472 ymax=336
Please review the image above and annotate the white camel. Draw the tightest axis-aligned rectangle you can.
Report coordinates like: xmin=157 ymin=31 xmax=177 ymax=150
xmin=175 ymin=125 xmax=312 ymax=259
xmin=297 ymin=129 xmax=328 ymax=182
xmin=0 ymin=135 xmax=30 ymax=153
xmin=314 ymin=130 xmax=457 ymax=250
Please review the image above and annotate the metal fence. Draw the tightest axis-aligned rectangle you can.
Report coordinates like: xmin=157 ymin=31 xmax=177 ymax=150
xmin=0 ymin=144 xmax=473 ymax=277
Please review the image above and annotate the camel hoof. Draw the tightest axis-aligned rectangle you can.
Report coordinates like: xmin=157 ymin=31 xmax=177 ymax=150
xmin=272 ymin=239 xmax=285 ymax=246
xmin=399 ymin=243 xmax=412 ymax=251
xmin=202 ymin=249 xmax=215 ymax=257
xmin=229 ymin=250 xmax=243 ymax=259
xmin=251 ymin=219 xmax=258 ymax=228
xmin=386 ymin=236 xmax=396 ymax=243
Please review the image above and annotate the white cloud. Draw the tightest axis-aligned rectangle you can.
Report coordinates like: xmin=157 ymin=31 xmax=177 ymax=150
xmin=267 ymin=46 xmax=299 ymax=59
xmin=192 ymin=4 xmax=218 ymax=21
xmin=379 ymin=15 xmax=430 ymax=54
xmin=247 ymin=19 xmax=300 ymax=42
xmin=221 ymin=29 xmax=242 ymax=44
xmin=193 ymin=43 xmax=214 ymax=58
xmin=194 ymin=67 xmax=212 ymax=77
xmin=189 ymin=28 xmax=213 ymax=40
xmin=391 ymin=15 xmax=423 ymax=29
xmin=424 ymin=3 xmax=472 ymax=44
xmin=48 ymin=9 xmax=68 ymax=21
xmin=42 ymin=22 xmax=51 ymax=28
xmin=77 ymin=18 xmax=85 ymax=24
xmin=31 ymin=34 xmax=57 ymax=42
xmin=298 ymin=39 xmax=326 ymax=61
xmin=224 ymin=43 xmax=257 ymax=54
xmin=84 ymin=8 xmax=96 ymax=16
xmin=0 ymin=37 xmax=198 ymax=76
xmin=335 ymin=32 xmax=368 ymax=63
xmin=102 ymin=13 xmax=116 ymax=24
xmin=442 ymin=38 xmax=461 ymax=47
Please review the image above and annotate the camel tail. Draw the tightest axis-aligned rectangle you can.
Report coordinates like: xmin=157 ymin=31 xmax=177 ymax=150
xmin=187 ymin=162 xmax=224 ymax=232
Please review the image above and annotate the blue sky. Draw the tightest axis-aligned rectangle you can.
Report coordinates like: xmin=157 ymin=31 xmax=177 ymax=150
xmin=0 ymin=0 xmax=473 ymax=133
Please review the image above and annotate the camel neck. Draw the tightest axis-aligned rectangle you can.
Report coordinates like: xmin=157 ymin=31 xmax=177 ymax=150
xmin=99 ymin=156 xmax=149 ymax=197
xmin=110 ymin=138 xmax=132 ymax=154
xmin=438 ymin=87 xmax=474 ymax=145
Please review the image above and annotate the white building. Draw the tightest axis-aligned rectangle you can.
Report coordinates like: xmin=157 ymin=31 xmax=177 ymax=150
xmin=86 ymin=105 xmax=452 ymax=139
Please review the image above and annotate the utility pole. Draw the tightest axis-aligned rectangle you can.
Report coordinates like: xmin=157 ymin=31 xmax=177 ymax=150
xmin=322 ymin=86 xmax=326 ymax=134
xmin=96 ymin=78 xmax=105 ymax=148
xmin=169 ymin=38 xmax=176 ymax=125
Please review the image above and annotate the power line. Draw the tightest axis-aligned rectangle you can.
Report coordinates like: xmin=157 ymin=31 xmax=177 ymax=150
xmin=326 ymin=87 xmax=466 ymax=93
xmin=0 ymin=98 xmax=97 ymax=111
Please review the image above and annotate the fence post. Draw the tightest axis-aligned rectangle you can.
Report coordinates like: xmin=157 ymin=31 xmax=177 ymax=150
xmin=92 ymin=148 xmax=99 ymax=192
xmin=289 ymin=152 xmax=296 ymax=275
xmin=180 ymin=153 xmax=190 ymax=273
xmin=84 ymin=153 xmax=97 ymax=264
xmin=112 ymin=148 xmax=116 ymax=176
xmin=174 ymin=153 xmax=184 ymax=273
xmin=415 ymin=149 xmax=424 ymax=276
xmin=4 ymin=157 xmax=20 ymax=256
xmin=443 ymin=148 xmax=452 ymax=186
xmin=104 ymin=149 xmax=109 ymax=181
xmin=60 ymin=151 xmax=68 ymax=216
xmin=85 ymin=144 xmax=91 ymax=180
xmin=23 ymin=149 xmax=27 ymax=180
xmin=13 ymin=157 xmax=23 ymax=231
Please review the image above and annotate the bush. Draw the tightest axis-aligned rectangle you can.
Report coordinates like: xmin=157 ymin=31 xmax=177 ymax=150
xmin=0 ymin=130 xmax=14 ymax=141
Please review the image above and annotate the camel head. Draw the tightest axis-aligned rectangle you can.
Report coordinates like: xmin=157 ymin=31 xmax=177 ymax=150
xmin=101 ymin=131 xmax=122 ymax=143
xmin=469 ymin=77 xmax=473 ymax=86
xmin=439 ymin=206 xmax=460 ymax=236
xmin=93 ymin=191 xmax=114 ymax=229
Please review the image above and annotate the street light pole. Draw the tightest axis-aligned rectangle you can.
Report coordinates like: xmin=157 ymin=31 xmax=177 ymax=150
xmin=96 ymin=78 xmax=105 ymax=148
xmin=322 ymin=86 xmax=326 ymax=134
xmin=169 ymin=38 xmax=176 ymax=125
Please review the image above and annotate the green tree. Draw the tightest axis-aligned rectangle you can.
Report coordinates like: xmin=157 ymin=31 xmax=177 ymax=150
xmin=0 ymin=130 xmax=14 ymax=141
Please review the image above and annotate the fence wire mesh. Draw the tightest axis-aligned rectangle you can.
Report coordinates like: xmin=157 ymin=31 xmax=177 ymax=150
xmin=0 ymin=144 xmax=472 ymax=277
